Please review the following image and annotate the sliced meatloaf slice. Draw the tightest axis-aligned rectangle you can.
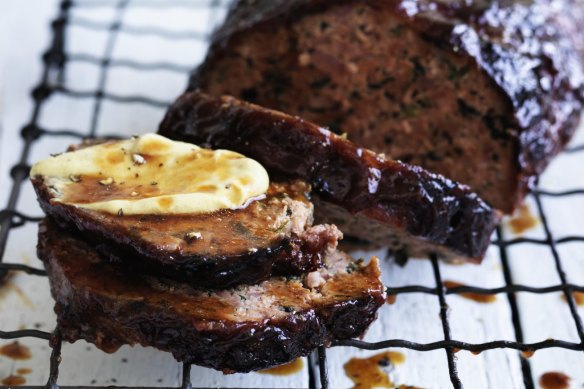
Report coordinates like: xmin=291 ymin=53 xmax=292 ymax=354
xmin=30 ymin=134 xmax=342 ymax=289
xmin=190 ymin=0 xmax=584 ymax=213
xmin=159 ymin=91 xmax=499 ymax=263
xmin=38 ymin=220 xmax=385 ymax=373
xmin=31 ymin=173 xmax=341 ymax=289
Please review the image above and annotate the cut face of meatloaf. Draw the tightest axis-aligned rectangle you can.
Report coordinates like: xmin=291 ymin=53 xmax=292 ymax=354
xmin=159 ymin=91 xmax=499 ymax=263
xmin=30 ymin=136 xmax=341 ymax=289
xmin=38 ymin=220 xmax=385 ymax=373
xmin=191 ymin=0 xmax=584 ymax=213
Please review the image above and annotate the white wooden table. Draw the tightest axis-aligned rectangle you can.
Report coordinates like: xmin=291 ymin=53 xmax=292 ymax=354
xmin=1 ymin=1 xmax=583 ymax=388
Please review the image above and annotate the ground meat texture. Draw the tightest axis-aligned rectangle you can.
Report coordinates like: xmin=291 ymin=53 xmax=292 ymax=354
xmin=191 ymin=0 xmax=584 ymax=213
xmin=37 ymin=220 xmax=385 ymax=373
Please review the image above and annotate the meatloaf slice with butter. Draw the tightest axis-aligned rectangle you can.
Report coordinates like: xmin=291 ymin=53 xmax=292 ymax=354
xmin=38 ymin=220 xmax=385 ymax=373
xmin=159 ymin=91 xmax=498 ymax=263
xmin=32 ymin=174 xmax=340 ymax=289
xmin=191 ymin=0 xmax=584 ymax=213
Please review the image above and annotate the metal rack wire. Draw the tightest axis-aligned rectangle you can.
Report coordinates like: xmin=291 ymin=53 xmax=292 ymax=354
xmin=1 ymin=0 xmax=583 ymax=388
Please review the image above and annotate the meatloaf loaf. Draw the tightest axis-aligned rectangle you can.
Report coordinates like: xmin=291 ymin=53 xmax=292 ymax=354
xmin=191 ymin=0 xmax=584 ymax=213
xmin=159 ymin=91 xmax=499 ymax=263
xmin=38 ymin=220 xmax=385 ymax=373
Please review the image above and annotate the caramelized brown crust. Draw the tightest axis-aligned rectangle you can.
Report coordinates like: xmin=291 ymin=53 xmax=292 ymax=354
xmin=159 ymin=91 xmax=499 ymax=262
xmin=38 ymin=220 xmax=385 ymax=373
xmin=190 ymin=0 xmax=584 ymax=213
xmin=32 ymin=176 xmax=341 ymax=289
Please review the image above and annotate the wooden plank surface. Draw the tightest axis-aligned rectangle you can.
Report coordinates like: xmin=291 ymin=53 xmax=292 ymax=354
xmin=1 ymin=1 xmax=584 ymax=388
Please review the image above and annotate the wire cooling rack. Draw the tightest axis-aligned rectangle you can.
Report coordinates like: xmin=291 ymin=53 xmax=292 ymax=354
xmin=1 ymin=0 xmax=584 ymax=388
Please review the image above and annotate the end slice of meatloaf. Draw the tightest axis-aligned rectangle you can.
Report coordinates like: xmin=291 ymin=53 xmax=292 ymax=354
xmin=190 ymin=0 xmax=584 ymax=214
xmin=38 ymin=220 xmax=385 ymax=373
xmin=158 ymin=91 xmax=499 ymax=263
xmin=31 ymin=172 xmax=341 ymax=289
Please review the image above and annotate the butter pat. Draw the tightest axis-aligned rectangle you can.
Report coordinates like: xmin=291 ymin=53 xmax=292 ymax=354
xmin=31 ymin=134 xmax=269 ymax=215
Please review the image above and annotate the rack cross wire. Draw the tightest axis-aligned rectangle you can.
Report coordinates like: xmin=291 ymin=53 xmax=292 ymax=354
xmin=1 ymin=1 xmax=584 ymax=388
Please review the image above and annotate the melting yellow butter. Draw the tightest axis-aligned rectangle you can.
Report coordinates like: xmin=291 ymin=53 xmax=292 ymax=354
xmin=30 ymin=134 xmax=269 ymax=215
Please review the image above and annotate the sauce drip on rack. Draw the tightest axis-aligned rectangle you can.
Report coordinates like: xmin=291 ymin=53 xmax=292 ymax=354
xmin=521 ymin=350 xmax=535 ymax=358
xmin=539 ymin=371 xmax=571 ymax=389
xmin=1 ymin=375 xmax=26 ymax=386
xmin=508 ymin=204 xmax=539 ymax=235
xmin=0 ymin=341 xmax=31 ymax=360
xmin=561 ymin=291 xmax=584 ymax=306
xmin=443 ymin=280 xmax=497 ymax=303
xmin=344 ymin=351 xmax=408 ymax=388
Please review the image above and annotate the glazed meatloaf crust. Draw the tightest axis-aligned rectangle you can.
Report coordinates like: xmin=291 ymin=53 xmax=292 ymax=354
xmin=32 ymin=175 xmax=341 ymax=289
xmin=159 ymin=91 xmax=498 ymax=263
xmin=38 ymin=220 xmax=385 ymax=373
xmin=191 ymin=0 xmax=584 ymax=213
